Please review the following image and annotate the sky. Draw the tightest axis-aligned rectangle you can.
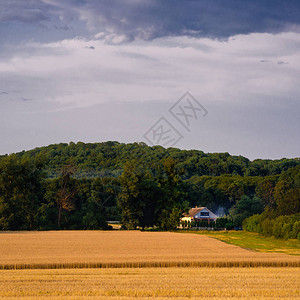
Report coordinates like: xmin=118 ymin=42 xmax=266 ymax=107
xmin=0 ymin=0 xmax=300 ymax=160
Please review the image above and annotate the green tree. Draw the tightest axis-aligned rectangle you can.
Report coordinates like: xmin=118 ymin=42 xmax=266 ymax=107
xmin=243 ymin=214 xmax=262 ymax=232
xmin=160 ymin=205 xmax=182 ymax=231
xmin=229 ymin=195 xmax=263 ymax=227
xmin=273 ymin=167 xmax=300 ymax=216
xmin=39 ymin=179 xmax=60 ymax=229
xmin=0 ymin=155 xmax=45 ymax=230
xmin=56 ymin=164 xmax=76 ymax=228
xmin=118 ymin=161 xmax=144 ymax=229
xmin=157 ymin=158 xmax=186 ymax=230
xmin=255 ymin=176 xmax=277 ymax=208
xmin=82 ymin=177 xmax=119 ymax=229
xmin=139 ymin=178 xmax=162 ymax=229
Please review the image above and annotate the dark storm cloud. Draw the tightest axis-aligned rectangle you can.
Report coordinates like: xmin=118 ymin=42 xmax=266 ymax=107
xmin=1 ymin=0 xmax=300 ymax=42
xmin=0 ymin=0 xmax=54 ymax=23
xmin=81 ymin=0 xmax=300 ymax=39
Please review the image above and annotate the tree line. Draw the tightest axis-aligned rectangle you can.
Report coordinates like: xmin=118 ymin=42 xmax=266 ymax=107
xmin=2 ymin=141 xmax=298 ymax=178
xmin=0 ymin=142 xmax=299 ymax=236
xmin=0 ymin=154 xmax=188 ymax=230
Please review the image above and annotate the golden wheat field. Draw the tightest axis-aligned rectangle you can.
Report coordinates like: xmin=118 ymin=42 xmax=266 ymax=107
xmin=0 ymin=267 xmax=299 ymax=299
xmin=0 ymin=231 xmax=300 ymax=299
xmin=0 ymin=231 xmax=299 ymax=268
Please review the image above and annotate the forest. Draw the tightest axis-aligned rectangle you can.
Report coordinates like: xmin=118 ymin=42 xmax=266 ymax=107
xmin=0 ymin=141 xmax=299 ymax=238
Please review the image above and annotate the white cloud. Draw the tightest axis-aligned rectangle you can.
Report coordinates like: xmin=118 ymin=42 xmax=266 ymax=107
xmin=0 ymin=32 xmax=299 ymax=108
xmin=0 ymin=31 xmax=299 ymax=158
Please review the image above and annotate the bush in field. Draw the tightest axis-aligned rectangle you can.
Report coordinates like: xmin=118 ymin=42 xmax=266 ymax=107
xmin=282 ymin=222 xmax=294 ymax=239
xmin=261 ymin=219 xmax=274 ymax=237
xmin=242 ymin=214 xmax=262 ymax=233
xmin=160 ymin=206 xmax=182 ymax=230
xmin=272 ymin=216 xmax=285 ymax=239
xmin=293 ymin=221 xmax=300 ymax=240
xmin=244 ymin=213 xmax=300 ymax=240
xmin=243 ymin=166 xmax=300 ymax=240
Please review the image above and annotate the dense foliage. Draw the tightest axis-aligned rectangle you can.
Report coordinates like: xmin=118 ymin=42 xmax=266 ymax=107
xmin=243 ymin=166 xmax=300 ymax=239
xmin=2 ymin=141 xmax=298 ymax=178
xmin=0 ymin=142 xmax=299 ymax=234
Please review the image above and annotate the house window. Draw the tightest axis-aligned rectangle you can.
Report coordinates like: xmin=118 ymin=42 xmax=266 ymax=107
xmin=200 ymin=212 xmax=209 ymax=216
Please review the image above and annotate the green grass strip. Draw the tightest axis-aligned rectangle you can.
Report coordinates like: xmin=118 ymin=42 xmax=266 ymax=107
xmin=177 ymin=230 xmax=300 ymax=256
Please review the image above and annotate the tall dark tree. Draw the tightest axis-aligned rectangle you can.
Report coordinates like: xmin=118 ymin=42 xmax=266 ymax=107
xmin=157 ymin=158 xmax=186 ymax=230
xmin=118 ymin=161 xmax=144 ymax=229
xmin=82 ymin=178 xmax=119 ymax=229
xmin=56 ymin=164 xmax=76 ymax=228
xmin=255 ymin=176 xmax=277 ymax=208
xmin=139 ymin=178 xmax=162 ymax=229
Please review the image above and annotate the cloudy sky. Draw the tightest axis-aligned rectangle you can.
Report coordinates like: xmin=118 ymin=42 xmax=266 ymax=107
xmin=0 ymin=0 xmax=300 ymax=160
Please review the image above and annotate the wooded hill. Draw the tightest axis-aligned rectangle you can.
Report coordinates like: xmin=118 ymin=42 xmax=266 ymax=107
xmin=2 ymin=141 xmax=299 ymax=178
xmin=0 ymin=141 xmax=299 ymax=236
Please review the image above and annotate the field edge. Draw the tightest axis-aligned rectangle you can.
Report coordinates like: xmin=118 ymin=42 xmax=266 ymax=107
xmin=1 ymin=260 xmax=300 ymax=270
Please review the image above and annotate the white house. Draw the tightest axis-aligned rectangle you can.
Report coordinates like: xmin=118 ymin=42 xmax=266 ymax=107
xmin=181 ymin=206 xmax=218 ymax=223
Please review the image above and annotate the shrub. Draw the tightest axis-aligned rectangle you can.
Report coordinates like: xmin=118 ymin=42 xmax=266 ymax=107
xmin=216 ymin=217 xmax=227 ymax=228
xmin=293 ymin=221 xmax=300 ymax=240
xmin=272 ymin=216 xmax=285 ymax=239
xmin=282 ymin=222 xmax=294 ymax=239
xmin=243 ymin=214 xmax=261 ymax=232
xmin=261 ymin=218 xmax=273 ymax=236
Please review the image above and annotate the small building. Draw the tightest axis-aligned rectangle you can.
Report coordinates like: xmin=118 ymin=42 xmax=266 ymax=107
xmin=181 ymin=206 xmax=218 ymax=223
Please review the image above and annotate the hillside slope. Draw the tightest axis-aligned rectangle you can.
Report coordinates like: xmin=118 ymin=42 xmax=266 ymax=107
xmin=1 ymin=141 xmax=298 ymax=178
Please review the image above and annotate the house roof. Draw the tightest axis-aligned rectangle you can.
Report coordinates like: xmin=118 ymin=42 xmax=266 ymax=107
xmin=183 ymin=206 xmax=218 ymax=219
xmin=184 ymin=207 xmax=206 ymax=217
